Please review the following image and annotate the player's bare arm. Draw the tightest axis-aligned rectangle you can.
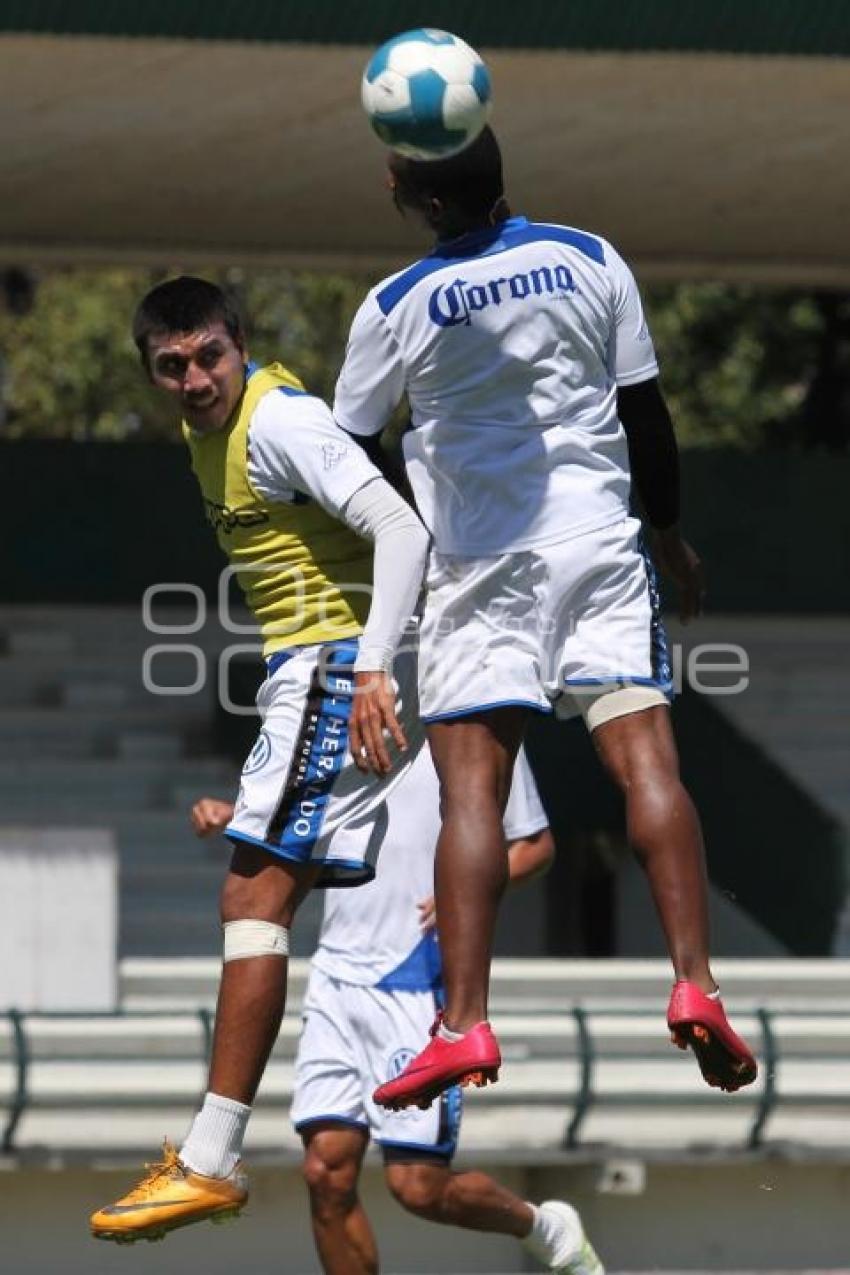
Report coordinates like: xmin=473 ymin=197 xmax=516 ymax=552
xmin=505 ymin=826 xmax=556 ymax=884
xmin=650 ymin=526 xmax=705 ymax=624
xmin=617 ymin=377 xmax=706 ymax=623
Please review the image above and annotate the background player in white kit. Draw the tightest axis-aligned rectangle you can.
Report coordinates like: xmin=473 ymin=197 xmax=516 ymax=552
xmin=193 ymin=748 xmax=604 ymax=1275
xmin=333 ymin=127 xmax=757 ymax=1108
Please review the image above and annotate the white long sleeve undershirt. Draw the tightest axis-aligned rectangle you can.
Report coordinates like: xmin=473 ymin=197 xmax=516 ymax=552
xmin=341 ymin=477 xmax=430 ymax=673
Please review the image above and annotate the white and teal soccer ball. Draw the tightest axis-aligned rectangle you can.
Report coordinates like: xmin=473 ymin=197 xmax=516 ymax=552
xmin=361 ymin=28 xmax=492 ymax=161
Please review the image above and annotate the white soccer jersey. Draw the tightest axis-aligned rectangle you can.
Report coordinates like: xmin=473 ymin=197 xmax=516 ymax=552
xmin=334 ymin=217 xmax=658 ymax=555
xmin=312 ymin=746 xmax=548 ymax=989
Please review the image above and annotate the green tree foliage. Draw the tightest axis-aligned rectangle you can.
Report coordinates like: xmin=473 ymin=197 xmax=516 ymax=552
xmin=0 ymin=269 xmax=163 ymax=439
xmin=0 ymin=266 xmax=376 ymax=441
xmin=233 ymin=270 xmax=375 ymax=406
xmin=644 ymin=285 xmax=830 ymax=449
xmin=0 ymin=267 xmax=847 ymax=449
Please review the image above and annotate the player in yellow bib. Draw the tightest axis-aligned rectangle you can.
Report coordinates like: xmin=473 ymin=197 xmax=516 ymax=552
xmin=91 ymin=277 xmax=429 ymax=1244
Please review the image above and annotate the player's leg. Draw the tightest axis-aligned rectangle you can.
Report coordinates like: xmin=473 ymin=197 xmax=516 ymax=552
xmin=385 ymin=1158 xmax=603 ymax=1274
xmin=428 ymin=708 xmax=527 ymax=1032
xmin=373 ymin=710 xmax=528 ymax=1110
xmin=374 ymin=554 xmax=544 ymax=1109
xmin=385 ymin=1156 xmax=529 ymax=1234
xmin=292 ymin=968 xmax=377 ymax=1271
xmin=590 ymin=701 xmax=756 ymax=1090
xmin=374 ymin=992 xmax=604 ymax=1275
xmin=204 ymin=847 xmax=319 ymax=1105
xmin=590 ymin=703 xmax=711 ymax=988
xmin=302 ymin=1124 xmax=377 ymax=1275
xmin=553 ymin=518 xmax=756 ymax=1090
xmin=89 ymin=850 xmax=314 ymax=1244
xmin=90 ymin=641 xmax=389 ymax=1243
xmin=174 ymin=847 xmax=320 ymax=1178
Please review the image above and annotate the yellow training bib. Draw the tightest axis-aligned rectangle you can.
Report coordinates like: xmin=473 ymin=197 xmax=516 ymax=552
xmin=184 ymin=364 xmax=372 ymax=656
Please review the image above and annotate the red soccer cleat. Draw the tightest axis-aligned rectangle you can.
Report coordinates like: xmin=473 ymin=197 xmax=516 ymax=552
xmin=667 ymin=980 xmax=758 ymax=1092
xmin=373 ymin=1018 xmax=501 ymax=1110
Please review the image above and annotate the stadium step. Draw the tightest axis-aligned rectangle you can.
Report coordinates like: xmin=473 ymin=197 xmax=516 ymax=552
xmin=0 ymin=757 xmax=233 ymax=796
xmin=0 ymin=603 xmax=257 ymax=653
xmin=119 ymin=957 xmax=850 ymax=1013
xmin=0 ymin=657 xmax=215 ymax=713
xmin=0 ymin=710 xmax=190 ymax=761
xmin=1 ymin=619 xmax=276 ymax=960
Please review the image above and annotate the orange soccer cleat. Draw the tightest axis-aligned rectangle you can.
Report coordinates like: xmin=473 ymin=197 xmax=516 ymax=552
xmin=90 ymin=1140 xmax=248 ymax=1244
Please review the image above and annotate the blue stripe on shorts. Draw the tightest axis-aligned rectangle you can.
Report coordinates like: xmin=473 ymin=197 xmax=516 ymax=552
xmin=265 ymin=639 xmax=358 ymax=855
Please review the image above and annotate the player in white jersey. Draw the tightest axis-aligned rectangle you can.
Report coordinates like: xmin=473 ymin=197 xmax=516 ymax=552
xmin=191 ymin=749 xmax=604 ymax=1275
xmin=334 ymin=127 xmax=757 ymax=1108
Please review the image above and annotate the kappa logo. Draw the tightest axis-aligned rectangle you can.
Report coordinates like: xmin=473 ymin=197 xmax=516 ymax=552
xmin=322 ymin=441 xmax=349 ymax=471
xmin=428 ymin=263 xmax=579 ymax=328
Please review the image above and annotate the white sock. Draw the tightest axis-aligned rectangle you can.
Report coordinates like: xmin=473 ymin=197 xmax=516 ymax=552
xmin=524 ymin=1202 xmax=566 ymax=1264
xmin=180 ymin=1092 xmax=251 ymax=1178
xmin=437 ymin=1021 xmax=465 ymax=1043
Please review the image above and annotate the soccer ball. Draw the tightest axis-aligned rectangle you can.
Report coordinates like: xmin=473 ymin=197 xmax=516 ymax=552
xmin=361 ymin=28 xmax=492 ymax=161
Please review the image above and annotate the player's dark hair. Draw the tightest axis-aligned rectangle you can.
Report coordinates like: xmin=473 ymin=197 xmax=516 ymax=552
xmin=132 ymin=276 xmax=244 ymax=366
xmin=389 ymin=125 xmax=504 ymax=226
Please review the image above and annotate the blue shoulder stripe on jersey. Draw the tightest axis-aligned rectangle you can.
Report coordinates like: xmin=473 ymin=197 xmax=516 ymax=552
xmin=277 ymin=385 xmax=308 ymax=397
xmin=376 ymin=257 xmax=466 ymax=316
xmin=376 ymin=216 xmax=605 ymax=315
xmin=516 ymin=221 xmax=606 ymax=265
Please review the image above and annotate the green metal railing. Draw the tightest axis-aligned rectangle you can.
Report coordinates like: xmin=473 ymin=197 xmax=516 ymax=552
xmin=2 ymin=1005 xmax=848 ymax=1155
xmin=1 ymin=1008 xmax=215 ymax=1153
xmin=3 ymin=1010 xmax=26 ymax=1154
xmin=560 ymin=1005 xmax=850 ymax=1150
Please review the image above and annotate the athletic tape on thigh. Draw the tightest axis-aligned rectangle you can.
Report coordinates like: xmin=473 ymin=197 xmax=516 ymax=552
xmin=584 ymin=685 xmax=668 ymax=733
xmin=223 ymin=919 xmax=290 ymax=962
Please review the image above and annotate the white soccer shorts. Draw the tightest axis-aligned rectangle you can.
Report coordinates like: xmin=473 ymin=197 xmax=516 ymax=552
xmin=291 ymin=967 xmax=462 ymax=1159
xmin=418 ymin=516 xmax=672 ymax=727
xmin=226 ymin=636 xmax=423 ymax=885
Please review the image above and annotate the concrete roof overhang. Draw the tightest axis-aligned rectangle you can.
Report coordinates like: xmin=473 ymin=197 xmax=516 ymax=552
xmin=1 ymin=21 xmax=848 ymax=284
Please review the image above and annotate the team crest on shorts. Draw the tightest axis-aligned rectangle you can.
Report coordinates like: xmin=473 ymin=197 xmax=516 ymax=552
xmin=387 ymin=1047 xmax=417 ymax=1077
xmin=243 ymin=729 xmax=272 ymax=775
